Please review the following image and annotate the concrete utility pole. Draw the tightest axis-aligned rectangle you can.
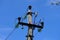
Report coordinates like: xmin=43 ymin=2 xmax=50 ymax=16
xmin=16 ymin=5 xmax=44 ymax=40
xmin=5 ymin=5 xmax=44 ymax=40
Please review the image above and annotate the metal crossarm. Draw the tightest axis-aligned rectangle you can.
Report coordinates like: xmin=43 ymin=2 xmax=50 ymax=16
xmin=18 ymin=22 xmax=43 ymax=29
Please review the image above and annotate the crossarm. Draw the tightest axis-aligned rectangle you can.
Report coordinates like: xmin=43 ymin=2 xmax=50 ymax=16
xmin=18 ymin=22 xmax=43 ymax=29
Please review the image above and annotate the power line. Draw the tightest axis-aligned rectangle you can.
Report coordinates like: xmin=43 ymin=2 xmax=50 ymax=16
xmin=5 ymin=28 xmax=16 ymax=40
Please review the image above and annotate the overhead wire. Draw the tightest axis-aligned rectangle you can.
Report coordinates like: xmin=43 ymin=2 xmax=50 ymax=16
xmin=5 ymin=28 xmax=16 ymax=40
xmin=5 ymin=18 xmax=19 ymax=40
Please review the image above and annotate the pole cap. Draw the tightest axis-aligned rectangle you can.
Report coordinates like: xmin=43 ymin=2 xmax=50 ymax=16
xmin=28 ymin=5 xmax=32 ymax=10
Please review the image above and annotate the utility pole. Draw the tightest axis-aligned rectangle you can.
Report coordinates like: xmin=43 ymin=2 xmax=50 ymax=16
xmin=16 ymin=5 xmax=44 ymax=40
xmin=5 ymin=5 xmax=44 ymax=40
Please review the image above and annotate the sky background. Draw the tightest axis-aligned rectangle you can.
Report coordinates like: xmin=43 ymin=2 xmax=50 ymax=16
xmin=0 ymin=0 xmax=60 ymax=40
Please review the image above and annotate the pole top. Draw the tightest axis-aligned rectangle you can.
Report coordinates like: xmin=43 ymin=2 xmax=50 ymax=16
xmin=28 ymin=5 xmax=32 ymax=10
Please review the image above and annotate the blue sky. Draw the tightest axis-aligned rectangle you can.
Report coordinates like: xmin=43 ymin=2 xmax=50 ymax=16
xmin=0 ymin=0 xmax=60 ymax=40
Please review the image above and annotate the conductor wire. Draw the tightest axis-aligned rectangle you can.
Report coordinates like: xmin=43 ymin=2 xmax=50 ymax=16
xmin=5 ymin=28 xmax=16 ymax=40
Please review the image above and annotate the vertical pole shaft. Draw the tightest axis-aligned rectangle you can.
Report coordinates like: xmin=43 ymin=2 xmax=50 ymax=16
xmin=26 ymin=6 xmax=33 ymax=40
xmin=27 ymin=27 xmax=33 ymax=40
xmin=26 ymin=14 xmax=33 ymax=40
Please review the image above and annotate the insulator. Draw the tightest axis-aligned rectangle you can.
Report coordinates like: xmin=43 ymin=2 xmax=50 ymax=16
xmin=15 ymin=23 xmax=19 ymax=28
xmin=38 ymin=28 xmax=42 ymax=32
xmin=41 ymin=22 xmax=44 ymax=27
xmin=17 ymin=17 xmax=21 ymax=22
xmin=35 ymin=12 xmax=38 ymax=17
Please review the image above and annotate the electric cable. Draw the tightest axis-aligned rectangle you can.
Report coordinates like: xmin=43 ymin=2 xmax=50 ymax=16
xmin=5 ymin=28 xmax=16 ymax=40
xmin=5 ymin=18 xmax=19 ymax=40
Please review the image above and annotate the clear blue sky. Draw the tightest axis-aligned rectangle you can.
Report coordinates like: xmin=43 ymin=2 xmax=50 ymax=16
xmin=0 ymin=0 xmax=60 ymax=40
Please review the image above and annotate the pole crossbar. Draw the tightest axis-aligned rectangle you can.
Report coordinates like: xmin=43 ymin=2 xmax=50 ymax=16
xmin=18 ymin=22 xmax=43 ymax=29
